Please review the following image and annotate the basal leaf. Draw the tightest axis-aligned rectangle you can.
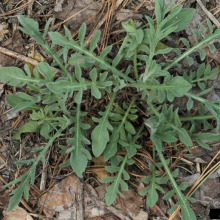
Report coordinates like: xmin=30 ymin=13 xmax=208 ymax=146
xmin=46 ymin=80 xmax=91 ymax=93
xmin=7 ymin=129 xmax=63 ymax=211
xmin=124 ymin=121 xmax=136 ymax=134
xmin=6 ymin=94 xmax=40 ymax=112
xmin=0 ymin=67 xmax=39 ymax=87
xmin=105 ymin=155 xmax=128 ymax=206
xmin=8 ymin=179 xmax=28 ymax=211
xmin=147 ymin=184 xmax=158 ymax=207
xmin=92 ymin=93 xmax=116 ymax=157
xmin=91 ymin=85 xmax=101 ymax=99
xmin=78 ymin=23 xmax=86 ymax=46
xmin=105 ymin=182 xmax=118 ymax=206
xmin=179 ymin=198 xmax=197 ymax=220
xmin=37 ymin=62 xmax=55 ymax=81
xmin=18 ymin=16 xmax=45 ymax=45
xmin=104 ymin=98 xmax=136 ymax=160
xmin=162 ymin=8 xmax=195 ymax=33
xmin=174 ymin=127 xmax=193 ymax=149
xmin=158 ymin=151 xmax=196 ymax=220
xmin=70 ymin=145 xmax=88 ymax=178
xmin=13 ymin=121 xmax=41 ymax=140
xmin=69 ymin=104 xmax=90 ymax=178
xmin=49 ymin=31 xmax=73 ymax=47
xmin=89 ymin=30 xmax=101 ymax=52
xmin=166 ymin=76 xmax=192 ymax=99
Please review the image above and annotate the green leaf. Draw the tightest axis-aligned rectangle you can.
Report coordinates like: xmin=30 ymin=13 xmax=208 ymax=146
xmin=18 ymin=16 xmax=45 ymax=45
xmin=187 ymin=98 xmax=193 ymax=111
xmin=165 ymin=76 xmax=192 ymax=100
xmin=155 ymin=0 xmax=164 ymax=24
xmin=158 ymin=152 xmax=196 ymax=220
xmin=8 ymin=179 xmax=28 ymax=211
xmin=91 ymin=85 xmax=101 ymax=99
xmin=75 ymin=90 xmax=82 ymax=104
xmin=99 ymin=45 xmax=112 ymax=58
xmin=162 ymin=8 xmax=195 ymax=33
xmin=198 ymin=48 xmax=206 ymax=61
xmin=49 ymin=31 xmax=73 ymax=47
xmin=6 ymin=94 xmax=40 ymax=112
xmin=105 ymin=155 xmax=128 ymax=206
xmin=104 ymin=98 xmax=136 ymax=160
xmin=50 ymin=30 xmax=134 ymax=83
xmin=6 ymin=129 xmax=63 ymax=211
xmin=89 ymin=68 xmax=98 ymax=82
xmin=0 ymin=67 xmax=39 ymax=87
xmin=124 ymin=121 xmax=136 ymax=134
xmin=78 ymin=23 xmax=86 ymax=46
xmin=176 ymin=128 xmax=193 ymax=149
xmin=69 ymin=104 xmax=91 ymax=178
xmin=192 ymin=132 xmax=220 ymax=150
xmin=92 ymin=93 xmax=116 ymax=157
xmin=37 ymin=62 xmax=55 ymax=81
xmin=163 ymin=189 xmax=175 ymax=200
xmin=192 ymin=132 xmax=220 ymax=141
xmin=147 ymin=184 xmax=158 ymax=207
xmin=90 ymin=30 xmax=101 ymax=52
xmin=130 ymin=76 xmax=192 ymax=102
xmin=13 ymin=121 xmax=41 ymax=140
xmin=186 ymin=56 xmax=194 ymax=66
xmin=43 ymin=17 xmax=53 ymax=39
xmin=46 ymin=80 xmax=91 ymax=93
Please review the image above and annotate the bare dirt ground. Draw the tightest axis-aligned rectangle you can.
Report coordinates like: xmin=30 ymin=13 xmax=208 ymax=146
xmin=0 ymin=0 xmax=220 ymax=219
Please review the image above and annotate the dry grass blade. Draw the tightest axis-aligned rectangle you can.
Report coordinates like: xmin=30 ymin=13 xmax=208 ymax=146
xmin=100 ymin=0 xmax=116 ymax=50
xmin=0 ymin=0 xmax=34 ymax=17
xmin=169 ymin=150 xmax=220 ymax=220
xmin=52 ymin=1 xmax=100 ymax=29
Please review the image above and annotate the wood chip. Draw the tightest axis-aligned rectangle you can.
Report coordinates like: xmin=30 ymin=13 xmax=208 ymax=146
xmin=3 ymin=206 xmax=33 ymax=220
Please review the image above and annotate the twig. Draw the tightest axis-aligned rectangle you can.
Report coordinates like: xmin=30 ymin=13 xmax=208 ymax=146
xmin=0 ymin=0 xmax=34 ymax=17
xmin=39 ymin=151 xmax=50 ymax=192
xmin=169 ymin=150 xmax=220 ymax=220
xmin=196 ymin=0 xmax=220 ymax=27
xmin=116 ymin=0 xmax=124 ymax=8
xmin=51 ymin=2 xmax=98 ymax=29
xmin=0 ymin=46 xmax=39 ymax=66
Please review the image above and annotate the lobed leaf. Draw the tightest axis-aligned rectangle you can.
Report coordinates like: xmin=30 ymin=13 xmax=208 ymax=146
xmin=0 ymin=67 xmax=39 ymax=87
xmin=13 ymin=121 xmax=41 ymax=140
xmin=69 ymin=104 xmax=91 ymax=178
xmin=92 ymin=93 xmax=116 ymax=157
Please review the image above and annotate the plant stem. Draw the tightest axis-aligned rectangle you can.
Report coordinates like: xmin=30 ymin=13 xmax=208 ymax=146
xmin=127 ymin=83 xmax=189 ymax=90
xmin=104 ymin=96 xmax=136 ymax=159
xmin=149 ymin=103 xmax=214 ymax=122
xmin=44 ymin=44 xmax=73 ymax=82
xmin=133 ymin=52 xmax=139 ymax=80
xmin=63 ymin=41 xmax=135 ymax=83
xmin=157 ymin=151 xmax=195 ymax=219
xmin=148 ymin=103 xmax=161 ymax=118
xmin=114 ymin=96 xmax=136 ymax=136
xmin=180 ymin=115 xmax=213 ymax=121
xmin=165 ymin=31 xmax=220 ymax=70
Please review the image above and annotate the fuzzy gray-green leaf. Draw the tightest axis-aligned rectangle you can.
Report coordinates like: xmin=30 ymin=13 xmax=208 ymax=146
xmin=13 ymin=121 xmax=41 ymax=140
xmin=0 ymin=67 xmax=39 ymax=87
xmin=92 ymin=93 xmax=116 ymax=157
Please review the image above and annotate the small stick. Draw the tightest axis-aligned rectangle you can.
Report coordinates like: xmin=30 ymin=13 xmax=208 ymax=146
xmin=0 ymin=0 xmax=34 ymax=17
xmin=0 ymin=46 xmax=39 ymax=66
xmin=196 ymin=0 xmax=220 ymax=27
